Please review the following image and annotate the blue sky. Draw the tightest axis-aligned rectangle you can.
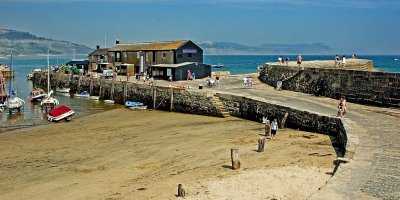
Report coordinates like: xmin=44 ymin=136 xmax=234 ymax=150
xmin=0 ymin=0 xmax=399 ymax=54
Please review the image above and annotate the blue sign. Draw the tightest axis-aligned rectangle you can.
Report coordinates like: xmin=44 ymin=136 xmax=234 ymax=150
xmin=183 ymin=49 xmax=197 ymax=53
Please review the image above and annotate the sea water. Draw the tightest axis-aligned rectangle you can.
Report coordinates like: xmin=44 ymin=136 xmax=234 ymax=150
xmin=0 ymin=55 xmax=399 ymax=132
xmin=205 ymin=55 xmax=400 ymax=74
xmin=0 ymin=55 xmax=120 ymax=132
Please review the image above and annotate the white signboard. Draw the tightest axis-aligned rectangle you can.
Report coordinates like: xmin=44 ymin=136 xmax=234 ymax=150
xmin=182 ymin=49 xmax=197 ymax=53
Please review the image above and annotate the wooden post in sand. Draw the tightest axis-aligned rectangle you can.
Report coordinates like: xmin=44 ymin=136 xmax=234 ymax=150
xmin=99 ymin=79 xmax=103 ymax=99
xmin=231 ymin=148 xmax=240 ymax=170
xmin=111 ymin=80 xmax=115 ymax=100
xmin=258 ymin=137 xmax=265 ymax=152
xmin=170 ymin=87 xmax=174 ymax=111
xmin=153 ymin=86 xmax=157 ymax=109
xmin=265 ymin=120 xmax=271 ymax=138
xmin=89 ymin=78 xmax=93 ymax=95
xmin=177 ymin=184 xmax=185 ymax=197
xmin=280 ymin=112 xmax=289 ymax=129
xmin=123 ymin=81 xmax=127 ymax=103
xmin=77 ymin=75 xmax=82 ymax=94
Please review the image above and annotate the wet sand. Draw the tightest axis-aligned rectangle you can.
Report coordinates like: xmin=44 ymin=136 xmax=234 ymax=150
xmin=0 ymin=109 xmax=336 ymax=200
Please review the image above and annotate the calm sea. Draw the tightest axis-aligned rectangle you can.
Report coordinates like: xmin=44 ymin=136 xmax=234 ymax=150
xmin=0 ymin=55 xmax=399 ymax=132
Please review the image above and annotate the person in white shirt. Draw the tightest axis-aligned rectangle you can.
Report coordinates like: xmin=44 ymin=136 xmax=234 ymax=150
xmin=271 ymin=119 xmax=278 ymax=139
xmin=342 ymin=55 xmax=346 ymax=68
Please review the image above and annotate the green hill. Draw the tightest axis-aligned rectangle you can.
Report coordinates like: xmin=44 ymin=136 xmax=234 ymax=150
xmin=0 ymin=29 xmax=93 ymax=56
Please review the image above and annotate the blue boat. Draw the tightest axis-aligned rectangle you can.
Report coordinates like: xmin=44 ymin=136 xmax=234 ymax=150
xmin=75 ymin=91 xmax=90 ymax=98
xmin=125 ymin=101 xmax=144 ymax=107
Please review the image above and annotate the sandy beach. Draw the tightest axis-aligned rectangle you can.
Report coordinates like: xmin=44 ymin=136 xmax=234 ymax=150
xmin=0 ymin=109 xmax=336 ymax=200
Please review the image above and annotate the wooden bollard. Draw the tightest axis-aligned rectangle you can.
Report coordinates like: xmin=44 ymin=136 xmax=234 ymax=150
xmin=258 ymin=137 xmax=265 ymax=152
xmin=77 ymin=75 xmax=82 ymax=94
xmin=265 ymin=120 xmax=271 ymax=138
xmin=170 ymin=87 xmax=174 ymax=111
xmin=123 ymin=82 xmax=127 ymax=103
xmin=111 ymin=80 xmax=115 ymax=100
xmin=280 ymin=112 xmax=289 ymax=129
xmin=231 ymin=148 xmax=240 ymax=170
xmin=153 ymin=86 xmax=157 ymax=109
xmin=89 ymin=78 xmax=93 ymax=95
xmin=177 ymin=184 xmax=185 ymax=197
xmin=99 ymin=79 xmax=103 ymax=99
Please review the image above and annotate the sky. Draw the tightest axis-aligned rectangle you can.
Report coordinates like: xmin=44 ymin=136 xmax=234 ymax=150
xmin=0 ymin=0 xmax=399 ymax=54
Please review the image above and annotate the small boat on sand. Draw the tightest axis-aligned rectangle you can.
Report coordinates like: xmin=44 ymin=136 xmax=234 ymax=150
xmin=125 ymin=101 xmax=143 ymax=107
xmin=89 ymin=96 xmax=100 ymax=100
xmin=28 ymin=88 xmax=46 ymax=102
xmin=104 ymin=100 xmax=115 ymax=104
xmin=125 ymin=101 xmax=147 ymax=110
xmin=56 ymin=87 xmax=70 ymax=93
xmin=75 ymin=91 xmax=90 ymax=98
xmin=47 ymin=105 xmax=74 ymax=122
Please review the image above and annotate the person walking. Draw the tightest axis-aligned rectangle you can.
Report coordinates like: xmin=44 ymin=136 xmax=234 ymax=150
xmin=342 ymin=55 xmax=346 ymax=68
xmin=335 ymin=55 xmax=340 ymax=67
xmin=278 ymin=56 xmax=283 ymax=65
xmin=271 ymin=119 xmax=278 ymax=139
xmin=297 ymin=54 xmax=302 ymax=67
xmin=192 ymin=72 xmax=196 ymax=81
xmin=187 ymin=70 xmax=191 ymax=80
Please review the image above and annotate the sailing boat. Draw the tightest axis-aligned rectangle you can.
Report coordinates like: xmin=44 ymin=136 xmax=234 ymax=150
xmin=0 ymin=73 xmax=6 ymax=112
xmin=41 ymin=50 xmax=59 ymax=111
xmin=5 ymin=50 xmax=25 ymax=114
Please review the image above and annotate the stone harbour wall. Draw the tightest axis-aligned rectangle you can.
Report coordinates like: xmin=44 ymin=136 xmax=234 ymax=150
xmin=216 ymin=93 xmax=348 ymax=154
xmin=34 ymin=72 xmax=223 ymax=117
xmin=33 ymin=72 xmax=350 ymax=155
xmin=259 ymin=65 xmax=400 ymax=107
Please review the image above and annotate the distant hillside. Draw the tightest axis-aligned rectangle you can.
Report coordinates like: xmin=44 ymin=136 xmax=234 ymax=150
xmin=197 ymin=41 xmax=333 ymax=55
xmin=0 ymin=29 xmax=93 ymax=56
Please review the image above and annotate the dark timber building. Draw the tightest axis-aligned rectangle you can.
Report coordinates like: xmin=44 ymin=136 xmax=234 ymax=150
xmin=105 ymin=40 xmax=210 ymax=81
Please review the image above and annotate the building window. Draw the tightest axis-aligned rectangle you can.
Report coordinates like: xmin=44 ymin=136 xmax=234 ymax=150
xmin=137 ymin=52 xmax=140 ymax=58
xmin=162 ymin=52 xmax=166 ymax=58
xmin=116 ymin=52 xmax=121 ymax=62
xmin=188 ymin=53 xmax=192 ymax=58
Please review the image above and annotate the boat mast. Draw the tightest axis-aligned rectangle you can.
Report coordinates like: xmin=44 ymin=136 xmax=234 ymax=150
xmin=47 ymin=50 xmax=50 ymax=93
xmin=8 ymin=50 xmax=12 ymax=96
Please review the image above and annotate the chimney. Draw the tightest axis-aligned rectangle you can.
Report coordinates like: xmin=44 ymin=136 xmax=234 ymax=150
xmin=116 ymin=39 xmax=120 ymax=45
xmin=96 ymin=45 xmax=100 ymax=49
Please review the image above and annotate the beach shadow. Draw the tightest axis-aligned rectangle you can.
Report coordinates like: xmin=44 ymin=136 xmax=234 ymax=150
xmin=222 ymin=165 xmax=232 ymax=169
xmin=329 ymin=135 xmax=345 ymax=157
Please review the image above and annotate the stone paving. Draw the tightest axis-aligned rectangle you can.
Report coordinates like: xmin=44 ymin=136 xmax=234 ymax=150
xmin=148 ymin=74 xmax=400 ymax=200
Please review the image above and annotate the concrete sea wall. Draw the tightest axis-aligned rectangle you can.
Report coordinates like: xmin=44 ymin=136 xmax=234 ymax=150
xmin=33 ymin=72 xmax=351 ymax=155
xmin=259 ymin=65 xmax=400 ymax=107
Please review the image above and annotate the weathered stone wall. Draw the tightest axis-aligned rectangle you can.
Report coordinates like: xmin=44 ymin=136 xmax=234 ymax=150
xmin=217 ymin=93 xmax=347 ymax=154
xmin=34 ymin=72 xmax=223 ymax=117
xmin=259 ymin=65 xmax=400 ymax=107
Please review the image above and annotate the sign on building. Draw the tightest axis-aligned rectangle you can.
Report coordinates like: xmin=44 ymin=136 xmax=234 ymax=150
xmin=183 ymin=49 xmax=197 ymax=53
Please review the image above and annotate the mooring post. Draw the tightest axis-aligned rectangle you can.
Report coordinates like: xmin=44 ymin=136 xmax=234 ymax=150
xmin=280 ymin=112 xmax=289 ymax=129
xmin=111 ymin=80 xmax=115 ymax=100
xmin=153 ymin=86 xmax=157 ymax=109
xmin=265 ymin=120 xmax=271 ymax=138
xmin=231 ymin=148 xmax=240 ymax=170
xmin=77 ymin=75 xmax=82 ymax=94
xmin=99 ymin=78 xmax=103 ymax=99
xmin=123 ymin=81 xmax=127 ymax=103
xmin=89 ymin=78 xmax=93 ymax=95
xmin=258 ymin=137 xmax=265 ymax=152
xmin=177 ymin=184 xmax=185 ymax=197
xmin=170 ymin=87 xmax=174 ymax=111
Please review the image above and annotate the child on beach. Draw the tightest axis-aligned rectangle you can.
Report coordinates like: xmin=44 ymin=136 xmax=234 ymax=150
xmin=271 ymin=119 xmax=278 ymax=139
